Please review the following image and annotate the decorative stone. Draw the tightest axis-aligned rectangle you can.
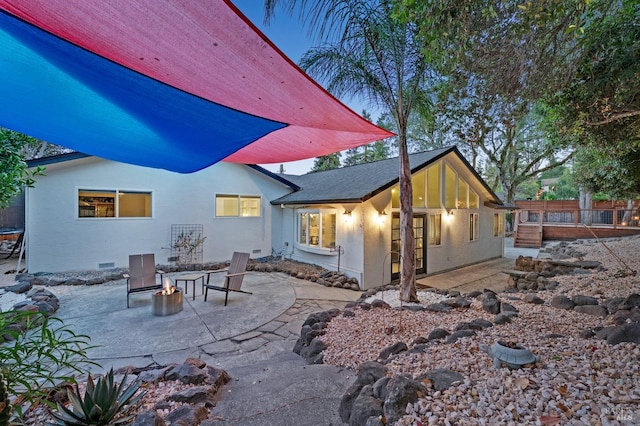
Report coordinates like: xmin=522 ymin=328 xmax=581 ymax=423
xmin=427 ymin=328 xmax=450 ymax=341
xmin=606 ymin=323 xmax=640 ymax=345
xmin=574 ymin=305 xmax=608 ymax=318
xmin=551 ymin=295 xmax=575 ymax=310
xmin=572 ymin=295 xmax=599 ymax=306
xmin=481 ymin=341 xmax=539 ymax=369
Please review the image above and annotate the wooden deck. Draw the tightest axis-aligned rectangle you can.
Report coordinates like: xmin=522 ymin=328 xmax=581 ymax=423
xmin=513 ymin=200 xmax=640 ymax=248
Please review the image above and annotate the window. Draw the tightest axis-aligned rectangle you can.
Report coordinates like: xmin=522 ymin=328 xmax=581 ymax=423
xmin=78 ymin=189 xmax=151 ymax=218
xmin=412 ymin=169 xmax=426 ymax=208
xmin=457 ymin=179 xmax=469 ymax=208
xmin=469 ymin=189 xmax=479 ymax=209
xmin=470 ymin=213 xmax=479 ymax=241
xmin=298 ymin=210 xmax=336 ymax=249
xmin=426 ymin=163 xmax=441 ymax=208
xmin=429 ymin=214 xmax=441 ymax=245
xmin=493 ymin=213 xmax=504 ymax=237
xmin=215 ymin=194 xmax=261 ymax=217
xmin=444 ymin=164 xmax=457 ymax=210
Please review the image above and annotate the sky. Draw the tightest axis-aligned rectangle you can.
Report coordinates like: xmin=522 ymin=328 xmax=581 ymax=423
xmin=232 ymin=0 xmax=375 ymax=175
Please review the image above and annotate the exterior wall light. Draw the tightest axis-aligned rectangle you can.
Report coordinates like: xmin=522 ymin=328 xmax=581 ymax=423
xmin=445 ymin=209 xmax=455 ymax=221
xmin=343 ymin=210 xmax=352 ymax=223
xmin=377 ymin=210 xmax=387 ymax=225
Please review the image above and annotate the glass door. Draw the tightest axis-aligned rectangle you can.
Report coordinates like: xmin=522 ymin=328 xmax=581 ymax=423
xmin=391 ymin=214 xmax=426 ymax=280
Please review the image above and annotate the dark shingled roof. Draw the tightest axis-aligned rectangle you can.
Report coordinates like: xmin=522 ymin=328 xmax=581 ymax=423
xmin=271 ymin=146 xmax=501 ymax=205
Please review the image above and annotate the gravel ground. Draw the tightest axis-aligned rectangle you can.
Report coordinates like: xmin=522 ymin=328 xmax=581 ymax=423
xmin=321 ymin=236 xmax=640 ymax=425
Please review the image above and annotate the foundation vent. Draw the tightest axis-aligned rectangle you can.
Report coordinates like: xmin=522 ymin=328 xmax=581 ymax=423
xmin=252 ymin=249 xmax=262 ymax=254
xmin=97 ymin=262 xmax=116 ymax=270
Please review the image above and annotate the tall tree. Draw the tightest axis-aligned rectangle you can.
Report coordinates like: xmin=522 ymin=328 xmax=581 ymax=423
xmin=310 ymin=153 xmax=341 ymax=172
xmin=265 ymin=0 xmax=434 ymax=301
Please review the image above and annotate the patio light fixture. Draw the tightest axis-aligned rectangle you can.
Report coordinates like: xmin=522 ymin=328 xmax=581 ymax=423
xmin=343 ymin=210 xmax=352 ymax=223
xmin=377 ymin=210 xmax=387 ymax=225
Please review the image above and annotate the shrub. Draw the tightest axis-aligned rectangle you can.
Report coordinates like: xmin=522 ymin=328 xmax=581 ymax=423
xmin=0 ymin=310 xmax=97 ymax=422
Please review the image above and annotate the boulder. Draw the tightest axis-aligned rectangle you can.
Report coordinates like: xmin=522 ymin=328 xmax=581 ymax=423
xmin=421 ymin=368 xmax=465 ymax=391
xmin=349 ymin=385 xmax=383 ymax=426
xmin=607 ymin=323 xmax=640 ymax=345
xmin=574 ymin=305 xmax=608 ymax=318
xmin=523 ymin=294 xmax=545 ymax=305
xmin=572 ymin=295 xmax=599 ymax=306
xmin=482 ymin=298 xmax=501 ymax=315
xmin=551 ymin=295 xmax=575 ymax=310
xmin=383 ymin=375 xmax=424 ymax=424
xmin=428 ymin=328 xmax=451 ymax=341
xmin=378 ymin=342 xmax=408 ymax=362
xmin=445 ymin=329 xmax=475 ymax=343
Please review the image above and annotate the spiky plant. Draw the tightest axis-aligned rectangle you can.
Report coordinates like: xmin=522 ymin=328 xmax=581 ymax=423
xmin=49 ymin=369 xmax=146 ymax=426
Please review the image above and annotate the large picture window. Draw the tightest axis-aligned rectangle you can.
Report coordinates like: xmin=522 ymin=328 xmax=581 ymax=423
xmin=78 ymin=189 xmax=151 ymax=218
xmin=298 ymin=210 xmax=336 ymax=249
xmin=215 ymin=194 xmax=261 ymax=217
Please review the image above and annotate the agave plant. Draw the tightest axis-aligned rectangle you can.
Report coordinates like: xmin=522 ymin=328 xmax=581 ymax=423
xmin=49 ymin=369 xmax=146 ymax=426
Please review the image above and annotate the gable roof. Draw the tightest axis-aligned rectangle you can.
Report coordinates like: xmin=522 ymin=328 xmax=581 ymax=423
xmin=271 ymin=146 xmax=503 ymax=205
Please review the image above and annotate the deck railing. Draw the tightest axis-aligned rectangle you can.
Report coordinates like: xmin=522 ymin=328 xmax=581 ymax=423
xmin=518 ymin=209 xmax=640 ymax=228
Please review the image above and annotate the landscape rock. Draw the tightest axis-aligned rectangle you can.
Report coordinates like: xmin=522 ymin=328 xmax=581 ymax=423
xmin=349 ymin=385 xmax=383 ymax=426
xmin=383 ymin=375 xmax=424 ymax=424
xmin=421 ymin=368 xmax=465 ymax=391
xmin=606 ymin=323 xmax=640 ymax=345
xmin=572 ymin=295 xmax=599 ymax=306
xmin=378 ymin=342 xmax=408 ymax=362
xmin=445 ymin=329 xmax=475 ymax=343
xmin=551 ymin=295 xmax=575 ymax=310
xmin=574 ymin=305 xmax=608 ymax=318
xmin=427 ymin=328 xmax=450 ymax=341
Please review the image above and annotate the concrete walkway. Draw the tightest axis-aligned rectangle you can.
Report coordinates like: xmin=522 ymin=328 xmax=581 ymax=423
xmin=416 ymin=237 xmax=540 ymax=294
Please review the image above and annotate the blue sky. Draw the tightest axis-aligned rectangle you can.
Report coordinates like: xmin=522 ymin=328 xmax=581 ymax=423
xmin=232 ymin=0 xmax=374 ymax=174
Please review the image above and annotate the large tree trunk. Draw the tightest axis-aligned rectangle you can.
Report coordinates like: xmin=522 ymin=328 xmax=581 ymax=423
xmin=398 ymin=133 xmax=417 ymax=302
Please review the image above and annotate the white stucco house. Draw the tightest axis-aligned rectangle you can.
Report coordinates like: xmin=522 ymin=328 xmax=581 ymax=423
xmin=24 ymin=146 xmax=507 ymax=289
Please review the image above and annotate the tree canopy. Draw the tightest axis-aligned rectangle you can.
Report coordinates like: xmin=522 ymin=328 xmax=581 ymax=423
xmin=0 ymin=128 xmax=48 ymax=209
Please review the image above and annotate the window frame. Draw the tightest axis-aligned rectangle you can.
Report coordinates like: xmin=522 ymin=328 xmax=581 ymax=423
xmin=215 ymin=194 xmax=262 ymax=218
xmin=493 ymin=213 xmax=504 ymax=237
xmin=428 ymin=213 xmax=442 ymax=246
xmin=470 ymin=212 xmax=479 ymax=241
xmin=77 ymin=188 xmax=152 ymax=219
xmin=296 ymin=208 xmax=337 ymax=252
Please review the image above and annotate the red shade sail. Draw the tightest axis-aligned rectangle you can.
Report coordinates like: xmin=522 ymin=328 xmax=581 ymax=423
xmin=0 ymin=0 xmax=392 ymax=172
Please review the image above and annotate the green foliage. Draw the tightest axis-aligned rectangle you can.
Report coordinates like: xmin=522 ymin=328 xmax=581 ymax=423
xmin=0 ymin=311 xmax=97 ymax=421
xmin=310 ymin=153 xmax=341 ymax=172
xmin=573 ymin=146 xmax=640 ymax=199
xmin=0 ymin=128 xmax=45 ymax=209
xmin=50 ymin=369 xmax=145 ymax=426
xmin=0 ymin=371 xmax=11 ymax=425
xmin=552 ymin=0 xmax=639 ymax=151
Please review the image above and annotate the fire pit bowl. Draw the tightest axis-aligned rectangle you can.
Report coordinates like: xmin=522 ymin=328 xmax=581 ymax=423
xmin=151 ymin=289 xmax=183 ymax=316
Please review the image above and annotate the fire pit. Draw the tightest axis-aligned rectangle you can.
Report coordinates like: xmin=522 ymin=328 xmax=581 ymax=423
xmin=151 ymin=278 xmax=183 ymax=316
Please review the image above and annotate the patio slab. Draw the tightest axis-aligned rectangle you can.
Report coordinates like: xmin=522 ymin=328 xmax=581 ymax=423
xmin=54 ymin=272 xmax=296 ymax=359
